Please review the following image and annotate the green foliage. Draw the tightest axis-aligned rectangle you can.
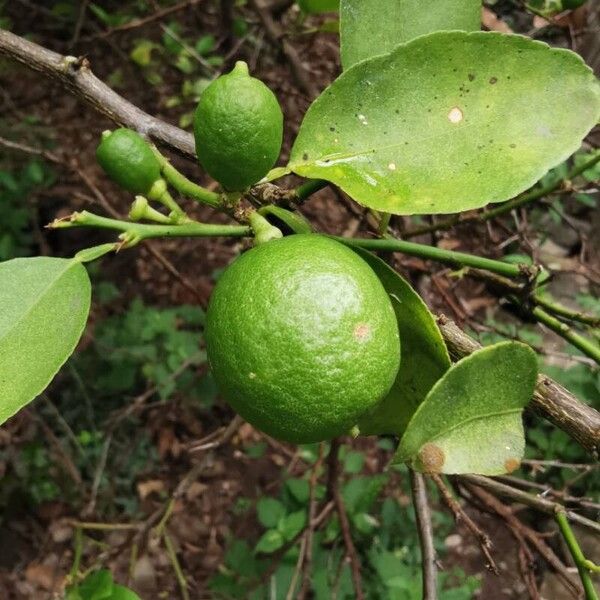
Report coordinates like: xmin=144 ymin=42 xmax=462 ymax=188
xmin=129 ymin=22 xmax=227 ymax=128
xmin=210 ymin=449 xmax=481 ymax=599
xmin=73 ymin=296 xmax=208 ymax=402
xmin=395 ymin=342 xmax=538 ymax=475
xmin=340 ymin=0 xmax=481 ymax=69
xmin=65 ymin=568 xmax=141 ymax=600
xmin=0 ymin=257 xmax=91 ymax=426
xmin=287 ymin=32 xmax=600 ymax=215
xmin=0 ymin=158 xmax=55 ymax=260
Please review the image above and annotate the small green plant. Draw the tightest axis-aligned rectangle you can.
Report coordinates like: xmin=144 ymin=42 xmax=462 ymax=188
xmin=0 ymin=158 xmax=55 ymax=259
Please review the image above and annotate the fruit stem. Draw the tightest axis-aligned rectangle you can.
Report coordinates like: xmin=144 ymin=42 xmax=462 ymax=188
xmin=129 ymin=196 xmax=172 ymax=224
xmin=249 ymin=211 xmax=283 ymax=245
xmin=48 ymin=211 xmax=251 ymax=247
xmin=151 ymin=146 xmax=222 ymax=209
xmin=335 ymin=236 xmax=535 ymax=280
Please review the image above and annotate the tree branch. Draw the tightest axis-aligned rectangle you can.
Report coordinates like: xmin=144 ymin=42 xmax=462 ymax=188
xmin=437 ymin=315 xmax=600 ymax=459
xmin=409 ymin=470 xmax=438 ymax=600
xmin=0 ymin=29 xmax=196 ymax=158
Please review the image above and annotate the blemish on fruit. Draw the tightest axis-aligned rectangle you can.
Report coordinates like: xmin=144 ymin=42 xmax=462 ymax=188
xmin=468 ymin=73 xmax=475 ymax=81
xmin=447 ymin=107 xmax=463 ymax=124
xmin=418 ymin=443 xmax=445 ymax=473
xmin=302 ymin=153 xmax=309 ymax=161
xmin=489 ymin=76 xmax=498 ymax=84
xmin=358 ymin=114 xmax=368 ymax=125
xmin=388 ymin=162 xmax=396 ymax=171
xmin=504 ymin=458 xmax=520 ymax=473
xmin=248 ymin=372 xmax=257 ymax=379
xmin=354 ymin=323 xmax=371 ymax=341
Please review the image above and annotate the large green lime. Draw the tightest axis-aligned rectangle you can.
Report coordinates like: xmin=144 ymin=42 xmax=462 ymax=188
xmin=96 ymin=128 xmax=161 ymax=195
xmin=193 ymin=61 xmax=283 ymax=191
xmin=205 ymin=234 xmax=401 ymax=443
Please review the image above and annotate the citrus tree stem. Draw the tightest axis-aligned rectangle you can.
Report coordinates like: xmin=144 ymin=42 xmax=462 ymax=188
xmin=555 ymin=511 xmax=599 ymax=600
xmin=336 ymin=236 xmax=533 ymax=279
xmin=532 ymin=307 xmax=600 ymax=365
xmin=152 ymin=147 xmax=222 ymax=208
xmin=50 ymin=211 xmax=250 ymax=242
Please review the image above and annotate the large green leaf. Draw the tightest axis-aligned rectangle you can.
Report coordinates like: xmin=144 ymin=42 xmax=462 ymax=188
xmin=347 ymin=248 xmax=450 ymax=436
xmin=288 ymin=31 xmax=600 ymax=215
xmin=340 ymin=0 xmax=481 ymax=69
xmin=0 ymin=257 xmax=91 ymax=425
xmin=394 ymin=342 xmax=537 ymax=475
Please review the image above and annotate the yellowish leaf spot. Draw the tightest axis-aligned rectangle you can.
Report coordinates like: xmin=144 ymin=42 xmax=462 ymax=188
xmin=447 ymin=107 xmax=463 ymax=124
xmin=504 ymin=458 xmax=520 ymax=474
xmin=418 ymin=443 xmax=445 ymax=473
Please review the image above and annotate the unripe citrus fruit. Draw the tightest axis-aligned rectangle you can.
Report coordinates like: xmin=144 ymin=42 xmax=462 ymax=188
xmin=96 ymin=128 xmax=161 ymax=195
xmin=193 ymin=61 xmax=283 ymax=191
xmin=205 ymin=234 xmax=401 ymax=444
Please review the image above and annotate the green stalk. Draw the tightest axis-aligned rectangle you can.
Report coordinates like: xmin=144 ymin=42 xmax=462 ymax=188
xmin=152 ymin=147 xmax=221 ymax=208
xmin=335 ymin=236 xmax=532 ymax=279
xmin=533 ymin=295 xmax=600 ymax=328
xmin=295 ymin=179 xmax=328 ymax=202
xmin=532 ymin=307 xmax=600 ymax=365
xmin=555 ymin=511 xmax=599 ymax=600
xmin=50 ymin=211 xmax=250 ymax=245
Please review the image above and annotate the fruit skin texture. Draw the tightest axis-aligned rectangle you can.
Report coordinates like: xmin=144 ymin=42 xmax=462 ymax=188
xmin=205 ymin=234 xmax=401 ymax=444
xmin=193 ymin=61 xmax=283 ymax=191
xmin=96 ymin=128 xmax=161 ymax=195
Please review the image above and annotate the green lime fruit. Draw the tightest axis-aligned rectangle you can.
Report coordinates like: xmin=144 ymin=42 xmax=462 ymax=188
xmin=193 ymin=61 xmax=283 ymax=191
xmin=205 ymin=234 xmax=401 ymax=444
xmin=96 ymin=128 xmax=161 ymax=195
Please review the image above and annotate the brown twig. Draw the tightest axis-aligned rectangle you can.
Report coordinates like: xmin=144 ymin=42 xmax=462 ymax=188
xmin=459 ymin=474 xmax=600 ymax=536
xmin=297 ymin=443 xmax=325 ymax=599
xmin=326 ymin=439 xmax=364 ymax=600
xmin=409 ymin=470 xmax=438 ymax=599
xmin=437 ymin=315 xmax=600 ymax=459
xmin=85 ymin=0 xmax=202 ymax=41
xmin=247 ymin=0 xmax=318 ymax=99
xmin=465 ymin=482 xmax=582 ymax=599
xmin=0 ymin=29 xmax=196 ymax=158
xmin=430 ymin=474 xmax=499 ymax=574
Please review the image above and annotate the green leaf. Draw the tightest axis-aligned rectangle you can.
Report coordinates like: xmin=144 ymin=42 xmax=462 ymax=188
xmin=288 ymin=32 xmax=600 ymax=215
xmin=110 ymin=585 xmax=141 ymax=600
xmin=343 ymin=450 xmax=365 ymax=474
xmin=78 ymin=570 xmax=114 ymax=600
xmin=298 ymin=0 xmax=338 ymax=14
xmin=257 ymin=497 xmax=286 ymax=528
xmin=340 ymin=0 xmax=481 ymax=70
xmin=0 ymin=257 xmax=91 ymax=425
xmin=74 ymin=243 xmax=117 ymax=263
xmin=255 ymin=529 xmax=285 ymax=554
xmin=258 ymin=206 xmax=313 ymax=235
xmin=130 ymin=40 xmax=158 ymax=67
xmin=351 ymin=249 xmax=450 ymax=436
xmin=285 ymin=478 xmax=310 ymax=503
xmin=278 ymin=510 xmax=307 ymax=541
xmin=394 ymin=342 xmax=538 ymax=475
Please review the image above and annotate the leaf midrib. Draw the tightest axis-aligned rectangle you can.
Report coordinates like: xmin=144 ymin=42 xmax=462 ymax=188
xmin=0 ymin=260 xmax=76 ymax=346
xmin=411 ymin=406 xmax=523 ymax=450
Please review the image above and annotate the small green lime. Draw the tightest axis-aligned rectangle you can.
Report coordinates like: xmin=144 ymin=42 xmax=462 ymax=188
xmin=193 ymin=61 xmax=283 ymax=191
xmin=96 ymin=128 xmax=161 ymax=195
xmin=205 ymin=234 xmax=401 ymax=443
